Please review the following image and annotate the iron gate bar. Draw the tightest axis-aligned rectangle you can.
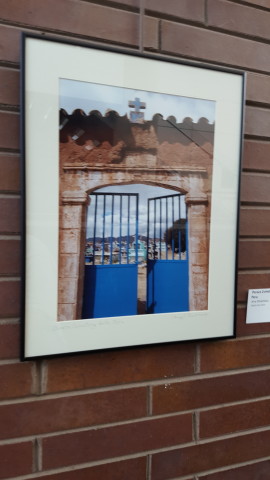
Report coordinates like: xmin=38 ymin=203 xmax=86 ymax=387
xmin=119 ymin=195 xmax=122 ymax=264
xmin=146 ymin=192 xmax=189 ymax=314
xmin=102 ymin=195 xmax=106 ymax=264
xmin=148 ymin=200 xmax=151 ymax=258
xmin=154 ymin=200 xmax=156 ymax=258
xmin=178 ymin=195 xmax=181 ymax=259
xmin=172 ymin=196 xmax=175 ymax=260
xmin=93 ymin=195 xmax=98 ymax=265
xmin=89 ymin=192 xmax=139 ymax=265
xmin=147 ymin=193 xmax=186 ymax=261
xmin=136 ymin=194 xmax=139 ymax=264
xmin=166 ymin=197 xmax=168 ymax=260
xmin=159 ymin=198 xmax=162 ymax=260
xmin=127 ymin=196 xmax=130 ymax=264
xmin=110 ymin=195 xmax=114 ymax=264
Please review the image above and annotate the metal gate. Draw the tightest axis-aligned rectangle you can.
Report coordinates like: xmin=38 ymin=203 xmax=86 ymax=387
xmin=82 ymin=193 xmax=139 ymax=319
xmin=146 ymin=193 xmax=189 ymax=313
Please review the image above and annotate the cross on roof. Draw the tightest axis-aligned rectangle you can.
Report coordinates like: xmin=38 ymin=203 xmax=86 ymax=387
xmin=128 ymin=97 xmax=146 ymax=123
xmin=128 ymin=97 xmax=146 ymax=113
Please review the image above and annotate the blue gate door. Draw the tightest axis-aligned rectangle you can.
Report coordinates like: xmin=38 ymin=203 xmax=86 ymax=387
xmin=146 ymin=194 xmax=189 ymax=314
xmin=82 ymin=193 xmax=139 ymax=319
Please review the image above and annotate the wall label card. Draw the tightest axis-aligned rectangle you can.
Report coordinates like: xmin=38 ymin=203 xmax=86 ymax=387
xmin=246 ymin=288 xmax=270 ymax=324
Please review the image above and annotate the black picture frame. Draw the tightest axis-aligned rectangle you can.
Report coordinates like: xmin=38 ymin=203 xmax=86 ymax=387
xmin=21 ymin=33 xmax=245 ymax=359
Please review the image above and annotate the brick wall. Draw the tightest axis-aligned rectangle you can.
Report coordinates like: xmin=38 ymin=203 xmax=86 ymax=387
xmin=1 ymin=0 xmax=270 ymax=478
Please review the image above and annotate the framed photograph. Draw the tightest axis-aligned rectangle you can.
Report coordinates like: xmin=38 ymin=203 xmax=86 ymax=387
xmin=21 ymin=33 xmax=245 ymax=359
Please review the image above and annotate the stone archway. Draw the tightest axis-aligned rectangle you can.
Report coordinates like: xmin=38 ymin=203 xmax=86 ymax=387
xmin=58 ymin=110 xmax=214 ymax=320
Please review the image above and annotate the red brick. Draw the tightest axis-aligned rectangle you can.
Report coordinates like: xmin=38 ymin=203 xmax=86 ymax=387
xmin=241 ymin=174 xmax=270 ymax=204
xmin=0 ymin=322 xmax=20 ymax=359
xmin=0 ymin=281 xmax=20 ymax=318
xmin=245 ymin=106 xmax=270 ymax=138
xmin=0 ymin=1 xmax=158 ymax=50
xmin=152 ymin=430 xmax=270 ymax=479
xmin=0 ymin=362 xmax=34 ymax=399
xmin=0 ymin=198 xmax=20 ymax=234
xmin=0 ymin=442 xmax=33 ymax=479
xmin=106 ymin=0 xmax=139 ymax=7
xmin=236 ymin=305 xmax=270 ymax=336
xmin=35 ymin=457 xmax=147 ymax=480
xmin=208 ymin=0 xmax=270 ymax=41
xmin=238 ymin=240 xmax=270 ymax=269
xmin=246 ymin=73 xmax=270 ymax=106
xmin=238 ymin=272 xmax=270 ymax=302
xmin=239 ymin=208 xmax=270 ymax=237
xmin=0 ymin=240 xmax=20 ymax=275
xmin=161 ymin=21 xmax=270 ymax=73
xmin=199 ymin=459 xmax=270 ymax=480
xmin=200 ymin=337 xmax=270 ymax=372
xmin=0 ymin=112 xmax=19 ymax=149
xmin=242 ymin=0 xmax=270 ymax=8
xmin=0 ymin=25 xmax=21 ymax=64
xmin=0 ymin=68 xmax=19 ymax=106
xmin=0 ymin=387 xmax=147 ymax=439
xmin=201 ymin=399 xmax=270 ymax=438
xmin=45 ymin=343 xmax=195 ymax=393
xmin=0 ymin=154 xmax=20 ymax=192
xmin=146 ymin=0 xmax=204 ymax=22
xmin=243 ymin=140 xmax=270 ymax=172
xmin=153 ymin=370 xmax=270 ymax=414
xmin=43 ymin=414 xmax=192 ymax=469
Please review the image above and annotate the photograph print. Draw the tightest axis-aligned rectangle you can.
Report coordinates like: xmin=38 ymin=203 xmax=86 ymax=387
xmin=22 ymin=35 xmax=244 ymax=358
xmin=58 ymin=80 xmax=215 ymax=321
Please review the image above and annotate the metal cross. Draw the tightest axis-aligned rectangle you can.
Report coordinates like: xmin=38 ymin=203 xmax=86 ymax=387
xmin=128 ymin=97 xmax=146 ymax=113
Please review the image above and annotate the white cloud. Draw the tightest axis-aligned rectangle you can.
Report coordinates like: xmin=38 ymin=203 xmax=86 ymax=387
xmin=86 ymin=184 xmax=186 ymax=238
xmin=60 ymin=79 xmax=215 ymax=124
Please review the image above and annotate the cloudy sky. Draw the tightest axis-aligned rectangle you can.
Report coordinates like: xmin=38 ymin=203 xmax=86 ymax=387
xmin=60 ymin=80 xmax=207 ymax=239
xmin=87 ymin=184 xmax=186 ymax=239
xmin=60 ymin=78 xmax=215 ymax=124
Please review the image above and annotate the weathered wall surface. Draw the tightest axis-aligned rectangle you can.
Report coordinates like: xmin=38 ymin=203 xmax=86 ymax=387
xmin=59 ymin=113 xmax=213 ymax=317
xmin=1 ymin=1 xmax=270 ymax=478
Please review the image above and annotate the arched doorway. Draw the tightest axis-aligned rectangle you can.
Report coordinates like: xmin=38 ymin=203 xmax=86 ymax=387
xmin=58 ymin=103 xmax=214 ymax=321
xmin=81 ymin=184 xmax=189 ymax=318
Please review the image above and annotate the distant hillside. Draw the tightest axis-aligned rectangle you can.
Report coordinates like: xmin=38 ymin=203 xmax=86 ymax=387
xmin=86 ymin=234 xmax=148 ymax=243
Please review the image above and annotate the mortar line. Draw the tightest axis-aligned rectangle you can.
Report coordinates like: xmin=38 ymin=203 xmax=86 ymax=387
xmin=139 ymin=0 xmax=145 ymax=53
xmin=2 ymin=431 xmax=270 ymax=480
xmin=3 ymin=433 xmax=270 ymax=480
xmin=0 ymin=318 xmax=20 ymax=324
xmin=40 ymin=359 xmax=48 ymax=395
xmin=193 ymin=410 xmax=200 ymax=443
xmin=239 ymin=237 xmax=270 ymax=241
xmin=204 ymin=0 xmax=208 ymax=26
xmin=146 ymin=454 xmax=152 ymax=480
xmin=190 ymin=455 xmax=270 ymax=479
xmin=1 ymin=23 xmax=270 ymax=77
xmin=158 ymin=19 xmax=162 ymax=51
xmin=0 ymin=359 xmax=22 ymax=365
xmin=195 ymin=343 xmax=200 ymax=374
xmin=0 ymin=235 xmax=21 ymax=240
xmin=37 ymin=438 xmax=42 ymax=472
xmin=4 ymin=455 xmax=270 ymax=480
xmin=33 ymin=438 xmax=42 ymax=472
xmin=2 ymin=397 xmax=270 ymax=444
xmin=0 ymin=276 xmax=21 ymax=282
xmin=147 ymin=385 xmax=153 ymax=416
xmin=0 ymin=193 xmax=20 ymax=198
xmin=241 ymin=170 xmax=270 ymax=177
xmin=3 ymin=363 xmax=270 ymax=404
